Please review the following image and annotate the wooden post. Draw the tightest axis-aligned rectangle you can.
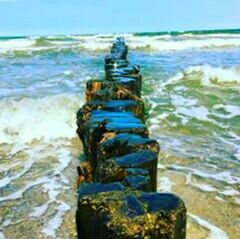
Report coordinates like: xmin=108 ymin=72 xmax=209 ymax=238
xmin=76 ymin=38 xmax=186 ymax=239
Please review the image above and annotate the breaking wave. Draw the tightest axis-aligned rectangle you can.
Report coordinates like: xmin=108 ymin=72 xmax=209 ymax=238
xmin=163 ymin=64 xmax=240 ymax=86
xmin=1 ymin=32 xmax=240 ymax=56
xmin=0 ymin=94 xmax=84 ymax=145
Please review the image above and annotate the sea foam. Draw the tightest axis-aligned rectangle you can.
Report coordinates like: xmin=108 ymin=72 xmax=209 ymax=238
xmin=1 ymin=33 xmax=240 ymax=56
xmin=163 ymin=65 xmax=240 ymax=87
xmin=0 ymin=94 xmax=84 ymax=145
xmin=189 ymin=214 xmax=228 ymax=239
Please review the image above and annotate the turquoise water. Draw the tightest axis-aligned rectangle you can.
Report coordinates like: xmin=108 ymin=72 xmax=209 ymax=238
xmin=0 ymin=31 xmax=240 ymax=238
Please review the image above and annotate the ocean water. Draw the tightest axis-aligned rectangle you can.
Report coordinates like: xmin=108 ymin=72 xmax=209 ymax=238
xmin=0 ymin=30 xmax=240 ymax=239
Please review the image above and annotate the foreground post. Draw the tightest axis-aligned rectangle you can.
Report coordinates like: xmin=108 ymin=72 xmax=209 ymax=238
xmin=76 ymin=37 xmax=187 ymax=239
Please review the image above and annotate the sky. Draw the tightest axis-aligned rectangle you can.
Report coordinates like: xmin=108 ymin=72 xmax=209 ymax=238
xmin=0 ymin=0 xmax=239 ymax=36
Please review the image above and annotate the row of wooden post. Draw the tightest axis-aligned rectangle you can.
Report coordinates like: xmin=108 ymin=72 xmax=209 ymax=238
xmin=75 ymin=38 xmax=187 ymax=239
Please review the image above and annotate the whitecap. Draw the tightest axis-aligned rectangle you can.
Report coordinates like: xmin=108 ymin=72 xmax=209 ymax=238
xmin=1 ymin=33 xmax=240 ymax=55
xmin=0 ymin=94 xmax=84 ymax=145
xmin=163 ymin=65 xmax=240 ymax=88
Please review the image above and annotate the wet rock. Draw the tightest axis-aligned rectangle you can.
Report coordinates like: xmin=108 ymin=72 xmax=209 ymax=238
xmin=124 ymin=175 xmax=151 ymax=191
xmin=106 ymin=65 xmax=141 ymax=81
xmin=110 ymin=38 xmax=128 ymax=59
xmin=77 ymin=111 xmax=148 ymax=168
xmin=105 ymin=54 xmax=128 ymax=66
xmin=77 ymin=161 xmax=93 ymax=186
xmin=76 ymin=183 xmax=186 ymax=239
xmin=95 ymin=150 xmax=158 ymax=191
xmin=86 ymin=78 xmax=141 ymax=100
xmin=86 ymin=83 xmax=140 ymax=102
xmin=77 ymin=182 xmax=125 ymax=198
xmin=97 ymin=133 xmax=159 ymax=160
xmin=139 ymin=193 xmax=187 ymax=239
xmin=105 ymin=59 xmax=129 ymax=71
xmin=77 ymin=99 xmax=145 ymax=121
xmin=125 ymin=168 xmax=150 ymax=176
xmin=113 ymin=76 xmax=142 ymax=97
xmin=104 ymin=39 xmax=128 ymax=66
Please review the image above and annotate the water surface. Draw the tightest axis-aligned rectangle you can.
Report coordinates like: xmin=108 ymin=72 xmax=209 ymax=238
xmin=0 ymin=31 xmax=240 ymax=239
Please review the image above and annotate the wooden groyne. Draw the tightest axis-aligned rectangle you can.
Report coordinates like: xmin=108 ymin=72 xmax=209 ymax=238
xmin=76 ymin=38 xmax=187 ymax=239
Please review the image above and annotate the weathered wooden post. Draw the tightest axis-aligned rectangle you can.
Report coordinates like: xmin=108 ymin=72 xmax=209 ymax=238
xmin=76 ymin=37 xmax=187 ymax=239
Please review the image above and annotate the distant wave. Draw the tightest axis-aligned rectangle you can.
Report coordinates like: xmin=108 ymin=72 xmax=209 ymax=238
xmin=1 ymin=31 xmax=240 ymax=56
xmin=133 ymin=28 xmax=240 ymax=37
xmin=34 ymin=37 xmax=53 ymax=47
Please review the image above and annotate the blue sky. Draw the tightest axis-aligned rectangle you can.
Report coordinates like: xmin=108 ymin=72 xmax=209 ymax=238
xmin=0 ymin=0 xmax=239 ymax=36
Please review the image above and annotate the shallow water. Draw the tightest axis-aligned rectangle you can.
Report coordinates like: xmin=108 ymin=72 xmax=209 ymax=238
xmin=0 ymin=32 xmax=240 ymax=238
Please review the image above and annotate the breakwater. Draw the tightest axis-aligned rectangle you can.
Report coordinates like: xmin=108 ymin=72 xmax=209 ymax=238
xmin=75 ymin=38 xmax=186 ymax=239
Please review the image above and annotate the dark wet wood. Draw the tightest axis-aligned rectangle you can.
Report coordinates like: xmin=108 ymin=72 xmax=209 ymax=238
xmin=75 ymin=37 xmax=186 ymax=239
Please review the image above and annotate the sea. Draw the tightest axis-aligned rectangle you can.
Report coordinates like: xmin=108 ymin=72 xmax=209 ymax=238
xmin=0 ymin=29 xmax=239 ymax=239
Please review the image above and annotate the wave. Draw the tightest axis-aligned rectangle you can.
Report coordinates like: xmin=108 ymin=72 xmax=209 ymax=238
xmin=1 ymin=32 xmax=240 ymax=56
xmin=127 ymin=36 xmax=240 ymax=51
xmin=163 ymin=65 xmax=240 ymax=87
xmin=0 ymin=94 xmax=84 ymax=145
xmin=134 ymin=29 xmax=240 ymax=37
xmin=147 ymin=64 xmax=240 ymax=163
xmin=34 ymin=37 xmax=53 ymax=47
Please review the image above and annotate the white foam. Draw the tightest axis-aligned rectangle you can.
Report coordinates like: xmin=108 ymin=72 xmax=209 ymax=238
xmin=63 ymin=70 xmax=73 ymax=76
xmin=27 ymin=143 xmax=72 ymax=236
xmin=224 ymin=105 xmax=240 ymax=118
xmin=185 ymin=174 xmax=218 ymax=193
xmin=42 ymin=202 xmax=70 ymax=238
xmin=176 ymin=105 xmax=210 ymax=122
xmin=30 ymin=203 xmax=49 ymax=218
xmin=0 ymin=157 xmax=34 ymax=189
xmin=158 ymin=177 xmax=174 ymax=192
xmin=149 ymin=117 xmax=160 ymax=125
xmin=234 ymin=149 xmax=240 ymax=161
xmin=1 ymin=33 xmax=240 ymax=55
xmin=0 ymin=94 xmax=84 ymax=144
xmin=163 ymin=65 xmax=240 ymax=88
xmin=220 ymin=187 xmax=240 ymax=196
xmin=0 ymin=38 xmax=34 ymax=53
xmin=171 ymin=94 xmax=197 ymax=107
xmin=0 ymin=176 xmax=49 ymax=202
xmin=127 ymin=35 xmax=240 ymax=51
xmin=168 ymin=93 xmax=212 ymax=124
xmin=157 ymin=163 xmax=166 ymax=169
xmin=170 ymin=165 xmax=240 ymax=185
xmin=30 ymin=180 xmax=62 ymax=218
xmin=1 ymin=142 xmax=73 ymax=239
xmin=185 ymin=65 xmax=240 ymax=85
xmin=234 ymin=198 xmax=240 ymax=204
xmin=189 ymin=214 xmax=228 ymax=239
xmin=0 ymin=232 xmax=6 ymax=239
xmin=149 ymin=124 xmax=160 ymax=132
